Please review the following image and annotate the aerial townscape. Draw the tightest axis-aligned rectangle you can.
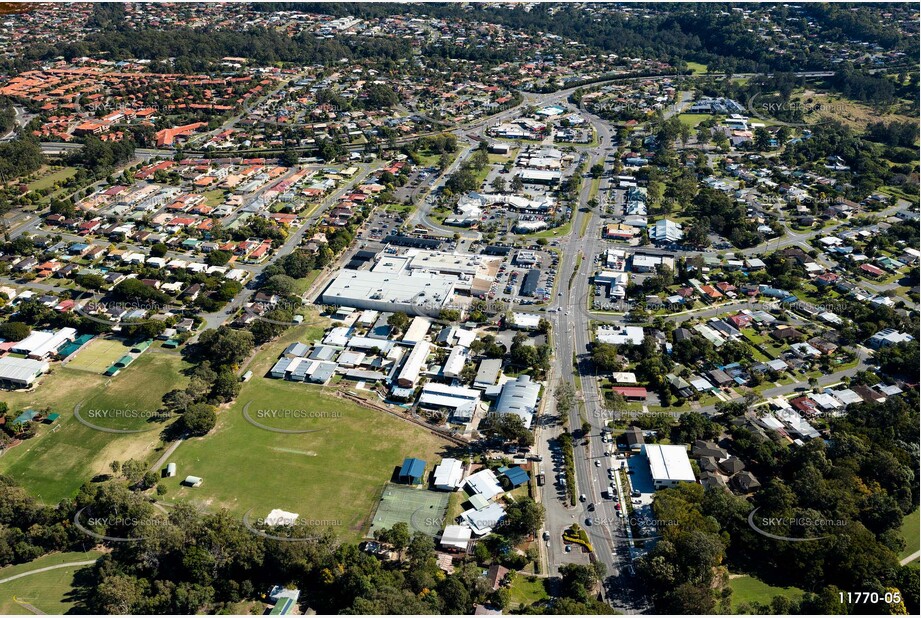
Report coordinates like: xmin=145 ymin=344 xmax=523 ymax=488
xmin=0 ymin=2 xmax=918 ymax=617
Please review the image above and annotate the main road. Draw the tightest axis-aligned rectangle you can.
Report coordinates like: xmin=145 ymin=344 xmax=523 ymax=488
xmin=538 ymin=102 xmax=649 ymax=612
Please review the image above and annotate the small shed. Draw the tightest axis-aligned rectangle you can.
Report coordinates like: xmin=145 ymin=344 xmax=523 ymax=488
xmin=183 ymin=475 xmax=203 ymax=487
xmin=132 ymin=340 xmax=153 ymax=353
xmin=44 ymin=413 xmax=59 ymax=424
xmin=164 ymin=462 xmax=177 ymax=478
xmin=398 ymin=457 xmax=426 ymax=485
xmin=241 ymin=370 xmax=253 ymax=382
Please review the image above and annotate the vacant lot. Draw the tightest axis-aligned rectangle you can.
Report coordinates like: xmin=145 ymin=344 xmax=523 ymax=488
xmin=25 ymin=166 xmax=78 ymax=193
xmin=0 ymin=550 xmax=102 ymax=615
xmin=0 ymin=347 xmax=189 ymax=501
xmin=161 ymin=321 xmax=452 ymax=540
xmin=509 ymin=575 xmax=549 ymax=607
xmin=677 ymin=113 xmax=712 ymax=128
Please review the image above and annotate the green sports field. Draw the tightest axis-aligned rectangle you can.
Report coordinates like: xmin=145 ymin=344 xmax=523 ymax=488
xmin=0 ymin=347 xmax=190 ymax=501
xmin=0 ymin=551 xmax=102 ymax=615
xmin=160 ymin=321 xmax=453 ymax=540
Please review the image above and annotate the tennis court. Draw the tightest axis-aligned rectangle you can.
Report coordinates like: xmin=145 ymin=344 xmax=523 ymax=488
xmin=65 ymin=338 xmax=132 ymax=373
xmin=368 ymin=483 xmax=450 ymax=538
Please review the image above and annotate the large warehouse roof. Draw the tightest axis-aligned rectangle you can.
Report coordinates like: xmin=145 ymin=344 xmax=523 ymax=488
xmin=0 ymin=357 xmax=49 ymax=385
xmin=321 ymin=269 xmax=455 ymax=314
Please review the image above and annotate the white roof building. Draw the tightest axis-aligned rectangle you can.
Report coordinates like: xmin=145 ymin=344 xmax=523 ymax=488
xmin=596 ymin=325 xmax=644 ymax=346
xmin=461 ymin=502 xmax=507 ymax=536
xmin=0 ymin=357 xmax=49 ymax=387
xmin=11 ymin=327 xmax=77 ymax=360
xmin=402 ymin=316 xmax=432 ymax=344
xmin=464 ymin=469 xmax=504 ymax=501
xmin=511 ymin=312 xmax=541 ymax=330
xmin=396 ymin=341 xmax=430 ymax=388
xmin=321 ymin=270 xmax=456 ymax=315
xmin=648 ymin=219 xmax=684 ymax=243
xmin=419 ymin=383 xmax=481 ymax=422
xmin=433 ymin=458 xmax=465 ymax=491
xmin=643 ymin=444 xmax=696 ymax=489
xmin=442 ymin=346 xmax=467 ymax=379
xmin=440 ymin=524 xmax=473 ymax=550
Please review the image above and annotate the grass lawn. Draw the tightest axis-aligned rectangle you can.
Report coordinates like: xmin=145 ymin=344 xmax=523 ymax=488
xmin=0 ymin=347 xmax=190 ymax=502
xmin=899 ymin=509 xmax=920 ymax=560
xmin=677 ymin=113 xmax=712 ymax=128
xmin=201 ymin=188 xmax=226 ymax=208
xmin=293 ymin=269 xmax=322 ymax=296
xmin=26 ymin=167 xmax=78 ymax=193
xmin=508 ymin=575 xmax=549 ymax=607
xmin=686 ymin=61 xmax=708 ymax=75
xmin=0 ymin=550 xmax=103 ymax=615
xmin=382 ymin=202 xmax=413 ymax=215
xmin=526 ymin=217 xmax=572 ymax=239
xmin=729 ymin=574 xmax=804 ymax=612
xmin=578 ymin=211 xmax=592 ymax=239
xmin=159 ymin=321 xmax=453 ymax=540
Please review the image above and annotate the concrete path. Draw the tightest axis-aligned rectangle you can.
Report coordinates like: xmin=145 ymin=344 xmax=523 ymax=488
xmin=0 ymin=560 xmax=97 ymax=585
xmin=900 ymin=550 xmax=920 ymax=566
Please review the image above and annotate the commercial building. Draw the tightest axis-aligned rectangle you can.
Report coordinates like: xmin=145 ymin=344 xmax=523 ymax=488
xmin=643 ymin=444 xmax=696 ymax=489
xmin=402 ymin=316 xmax=432 ymax=345
xmin=648 ymin=219 xmax=684 ymax=244
xmin=440 ymin=525 xmax=473 ymax=551
xmin=464 ymin=469 xmax=504 ymax=501
xmin=510 ymin=312 xmax=541 ymax=330
xmin=493 ymin=374 xmax=540 ymax=428
xmin=321 ymin=269 xmax=456 ymax=315
xmin=596 ymin=325 xmax=644 ymax=346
